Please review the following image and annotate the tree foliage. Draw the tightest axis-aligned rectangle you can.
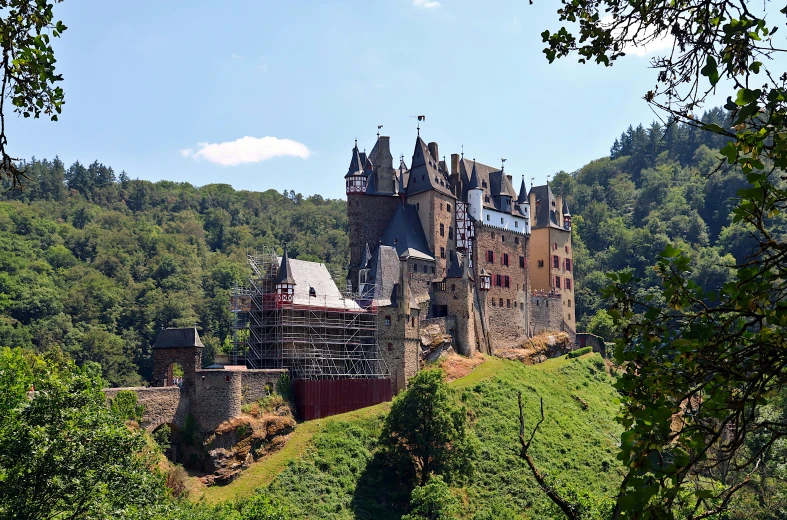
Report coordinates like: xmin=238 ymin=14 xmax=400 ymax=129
xmin=0 ymin=347 xmax=168 ymax=519
xmin=401 ymin=475 xmax=461 ymax=520
xmin=538 ymin=0 xmax=787 ymax=516
xmin=381 ymin=369 xmax=477 ymax=486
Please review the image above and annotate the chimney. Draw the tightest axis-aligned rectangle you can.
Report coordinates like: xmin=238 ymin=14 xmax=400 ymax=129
xmin=428 ymin=142 xmax=439 ymax=162
xmin=377 ymin=136 xmax=391 ymax=160
xmin=555 ymin=194 xmax=563 ymax=217
xmin=451 ymin=153 xmax=459 ymax=175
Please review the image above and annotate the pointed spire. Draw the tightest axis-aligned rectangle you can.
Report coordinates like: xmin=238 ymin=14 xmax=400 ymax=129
xmin=517 ymin=175 xmax=528 ymax=204
xmin=361 ymin=242 xmax=372 ymax=269
xmin=345 ymin=141 xmax=364 ymax=177
xmin=275 ymin=244 xmax=296 ymax=285
xmin=562 ymin=199 xmax=571 ymax=217
xmin=468 ymin=160 xmax=480 ymax=190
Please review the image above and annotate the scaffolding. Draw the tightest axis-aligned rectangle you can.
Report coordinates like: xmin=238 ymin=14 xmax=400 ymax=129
xmin=230 ymin=246 xmax=389 ymax=380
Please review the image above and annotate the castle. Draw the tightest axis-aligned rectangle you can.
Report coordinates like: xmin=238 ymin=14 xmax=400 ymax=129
xmin=344 ymin=131 xmax=575 ymax=393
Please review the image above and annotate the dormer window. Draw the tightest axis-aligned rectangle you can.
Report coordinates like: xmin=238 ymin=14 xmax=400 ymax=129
xmin=482 ymin=181 xmax=488 ymax=188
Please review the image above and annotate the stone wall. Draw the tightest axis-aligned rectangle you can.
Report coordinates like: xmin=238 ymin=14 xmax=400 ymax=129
xmin=473 ymin=224 xmax=529 ymax=347
xmin=240 ymin=369 xmax=288 ymax=405
xmin=151 ymin=346 xmax=202 ymax=387
xmin=191 ymin=371 xmax=242 ymax=432
xmin=104 ymin=386 xmax=185 ymax=432
xmin=408 ymin=191 xmax=456 ymax=278
xmin=347 ymin=194 xmax=401 ymax=290
xmin=529 ymin=295 xmax=564 ymax=337
xmin=378 ymin=304 xmax=421 ymax=395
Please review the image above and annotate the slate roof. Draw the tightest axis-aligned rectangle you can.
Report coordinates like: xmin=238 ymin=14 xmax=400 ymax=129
xmin=277 ymin=256 xmax=362 ymax=310
xmin=153 ymin=327 xmax=204 ymax=349
xmin=275 ymin=245 xmax=296 ymax=285
xmin=562 ymin=199 xmax=571 ymax=217
xmin=344 ymin=143 xmax=366 ymax=179
xmin=366 ymin=245 xmax=401 ymax=306
xmin=517 ymin=177 xmax=528 ymax=204
xmin=380 ymin=203 xmax=434 ymax=260
xmin=360 ymin=242 xmax=372 ymax=269
xmin=405 ymin=136 xmax=454 ymax=198
xmin=528 ymin=184 xmax=563 ymax=229
xmin=459 ymin=158 xmax=516 ymax=211
xmin=445 ymin=250 xmax=466 ymax=279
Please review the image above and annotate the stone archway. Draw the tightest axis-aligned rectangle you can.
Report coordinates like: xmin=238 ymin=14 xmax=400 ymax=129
xmin=152 ymin=422 xmax=182 ymax=463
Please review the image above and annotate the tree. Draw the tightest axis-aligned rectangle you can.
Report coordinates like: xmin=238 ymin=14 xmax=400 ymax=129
xmin=0 ymin=347 xmax=168 ymax=519
xmin=534 ymin=0 xmax=787 ymax=516
xmin=401 ymin=475 xmax=461 ymax=520
xmin=380 ymin=369 xmax=477 ymax=486
xmin=0 ymin=1 xmax=66 ymax=189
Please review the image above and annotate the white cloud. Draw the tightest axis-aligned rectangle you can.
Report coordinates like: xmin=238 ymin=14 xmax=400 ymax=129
xmin=231 ymin=53 xmax=244 ymax=60
xmin=413 ymin=0 xmax=440 ymax=8
xmin=180 ymin=136 xmax=310 ymax=166
xmin=600 ymin=15 xmax=674 ymax=56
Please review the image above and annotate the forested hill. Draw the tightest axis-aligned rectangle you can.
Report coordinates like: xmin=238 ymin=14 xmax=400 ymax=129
xmin=0 ymin=108 xmax=747 ymax=384
xmin=550 ymin=107 xmax=754 ymax=336
xmin=0 ymin=163 xmax=349 ymax=386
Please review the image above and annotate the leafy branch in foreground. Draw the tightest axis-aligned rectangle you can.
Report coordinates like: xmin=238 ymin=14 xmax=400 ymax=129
xmin=0 ymin=0 xmax=66 ymax=189
xmin=536 ymin=0 xmax=787 ymax=515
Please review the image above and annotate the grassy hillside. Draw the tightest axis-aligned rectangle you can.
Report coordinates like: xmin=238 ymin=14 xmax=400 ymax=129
xmin=195 ymin=354 xmax=623 ymax=519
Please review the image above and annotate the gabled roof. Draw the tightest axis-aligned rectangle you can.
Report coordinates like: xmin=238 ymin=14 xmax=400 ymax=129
xmin=277 ymin=256 xmax=362 ymax=310
xmin=153 ymin=327 xmax=204 ymax=349
xmin=529 ymin=184 xmax=564 ymax=230
xmin=344 ymin=143 xmax=366 ymax=179
xmin=367 ymin=244 xmax=400 ymax=306
xmin=446 ymin=250 xmax=465 ymax=279
xmin=405 ymin=136 xmax=454 ymax=198
xmin=275 ymin=245 xmax=296 ymax=285
xmin=459 ymin=158 xmax=516 ymax=211
xmin=380 ymin=203 xmax=434 ymax=260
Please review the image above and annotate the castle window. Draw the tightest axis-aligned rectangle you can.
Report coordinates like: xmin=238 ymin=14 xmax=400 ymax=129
xmin=388 ymin=343 xmax=393 ymax=351
xmin=440 ymin=202 xmax=444 ymax=210
xmin=225 ymin=375 xmax=230 ymax=382
xmin=440 ymin=247 xmax=446 ymax=259
xmin=566 ymin=279 xmax=572 ymax=290
xmin=448 ymin=227 xmax=453 ymax=240
xmin=501 ymin=235 xmax=505 ymax=242
xmin=553 ymin=255 xmax=559 ymax=269
xmin=507 ymin=299 xmax=511 ymax=308
xmin=568 ymin=313 xmax=572 ymax=321
xmin=515 ymin=221 xmax=518 ymax=228
xmin=514 ymin=237 xmax=519 ymax=244
xmin=492 ymin=298 xmax=496 ymax=307
xmin=486 ymin=214 xmax=490 ymax=221
xmin=447 ymin=204 xmax=451 ymax=213
xmin=451 ymin=284 xmax=456 ymax=292
xmin=536 ymin=300 xmax=539 ymax=306
xmin=553 ymin=243 xmax=557 ymax=250
xmin=491 ymin=232 xmax=495 ymax=239
xmin=499 ymin=298 xmax=503 ymax=306
xmin=519 ymin=256 xmax=525 ymax=268
xmin=487 ymin=250 xmax=494 ymax=263
xmin=568 ymin=299 xmax=572 ymax=307
xmin=520 ymin=302 xmax=524 ymax=310
xmin=496 ymin=274 xmax=502 ymax=287
xmin=565 ymin=245 xmax=569 ymax=253
xmin=538 ymin=259 xmax=544 ymax=268
xmin=504 ymin=275 xmax=510 ymax=288
xmin=503 ymin=253 xmax=509 ymax=266
xmin=565 ymin=259 xmax=572 ymax=272
xmin=385 ymin=316 xmax=391 ymax=327
xmin=501 ymin=217 xmax=504 ymax=224
xmin=485 ymin=196 xmax=490 ymax=203
xmin=440 ymin=223 xmax=445 ymax=237
xmin=555 ymin=276 xmax=561 ymax=289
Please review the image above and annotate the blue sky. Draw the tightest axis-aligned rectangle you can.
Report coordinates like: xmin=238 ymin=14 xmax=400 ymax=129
xmin=8 ymin=0 xmax=703 ymax=199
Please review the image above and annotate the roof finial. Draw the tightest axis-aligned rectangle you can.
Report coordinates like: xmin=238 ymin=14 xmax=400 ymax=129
xmin=461 ymin=144 xmax=464 ymax=159
xmin=354 ymin=139 xmax=358 ymax=148
xmin=377 ymin=125 xmax=383 ymax=139
xmin=531 ymin=177 xmax=535 ymax=191
xmin=416 ymin=115 xmax=425 ymax=136
xmin=501 ymin=158 xmax=507 ymax=172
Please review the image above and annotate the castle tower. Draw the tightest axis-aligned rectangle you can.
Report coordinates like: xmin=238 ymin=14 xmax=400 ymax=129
xmin=528 ymin=183 xmax=575 ymax=335
xmin=346 ymin=139 xmax=400 ymax=292
xmin=152 ymin=327 xmax=204 ymax=387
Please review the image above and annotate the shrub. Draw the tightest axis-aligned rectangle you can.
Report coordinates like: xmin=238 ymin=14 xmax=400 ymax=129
xmin=109 ymin=390 xmax=145 ymax=422
xmin=568 ymin=346 xmax=593 ymax=359
xmin=276 ymin=372 xmax=293 ymax=403
xmin=166 ymin=465 xmax=188 ymax=497
xmin=402 ymin=475 xmax=461 ymax=520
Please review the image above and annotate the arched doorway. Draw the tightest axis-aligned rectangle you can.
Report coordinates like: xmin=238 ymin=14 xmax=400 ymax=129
xmin=162 ymin=363 xmax=183 ymax=387
xmin=152 ymin=422 xmax=182 ymax=463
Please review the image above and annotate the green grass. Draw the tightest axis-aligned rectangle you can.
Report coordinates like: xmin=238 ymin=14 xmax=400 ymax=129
xmin=197 ymin=354 xmax=623 ymax=519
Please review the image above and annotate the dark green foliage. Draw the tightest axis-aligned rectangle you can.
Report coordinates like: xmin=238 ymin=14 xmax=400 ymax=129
xmin=0 ymin=163 xmax=349 ymax=385
xmin=567 ymin=346 xmax=592 ymax=359
xmin=166 ymin=492 xmax=291 ymax=520
xmin=381 ymin=369 xmax=478 ymax=486
xmin=110 ymin=389 xmax=145 ymax=422
xmin=401 ymin=475 xmax=460 ymax=520
xmin=0 ymin=347 xmax=169 ymax=519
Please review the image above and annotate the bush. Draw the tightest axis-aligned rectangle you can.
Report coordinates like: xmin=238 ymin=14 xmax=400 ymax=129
xmin=568 ymin=346 xmax=593 ymax=359
xmin=166 ymin=465 xmax=188 ymax=497
xmin=109 ymin=390 xmax=145 ymax=422
xmin=276 ymin=372 xmax=293 ymax=403
xmin=402 ymin=475 xmax=461 ymax=520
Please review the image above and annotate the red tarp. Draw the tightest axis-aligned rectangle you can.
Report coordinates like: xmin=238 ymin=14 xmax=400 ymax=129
xmin=294 ymin=379 xmax=392 ymax=420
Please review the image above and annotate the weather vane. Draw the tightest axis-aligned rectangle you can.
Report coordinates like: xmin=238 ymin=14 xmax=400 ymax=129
xmin=411 ymin=115 xmax=426 ymax=136
xmin=501 ymin=158 xmax=507 ymax=171
xmin=377 ymin=125 xmax=383 ymax=138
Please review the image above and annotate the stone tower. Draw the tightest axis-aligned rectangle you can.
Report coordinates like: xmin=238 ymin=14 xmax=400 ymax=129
xmin=152 ymin=327 xmax=204 ymax=387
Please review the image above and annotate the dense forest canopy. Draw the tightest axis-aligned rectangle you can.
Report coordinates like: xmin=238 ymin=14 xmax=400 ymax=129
xmin=0 ymin=108 xmax=750 ymax=383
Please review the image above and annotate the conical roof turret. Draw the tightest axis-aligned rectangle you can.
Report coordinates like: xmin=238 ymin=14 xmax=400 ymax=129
xmin=562 ymin=199 xmax=571 ymax=217
xmin=275 ymin=245 xmax=296 ymax=285
xmin=468 ymin=160 xmax=480 ymax=190
xmin=517 ymin=177 xmax=528 ymax=204
xmin=344 ymin=141 xmax=365 ymax=178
